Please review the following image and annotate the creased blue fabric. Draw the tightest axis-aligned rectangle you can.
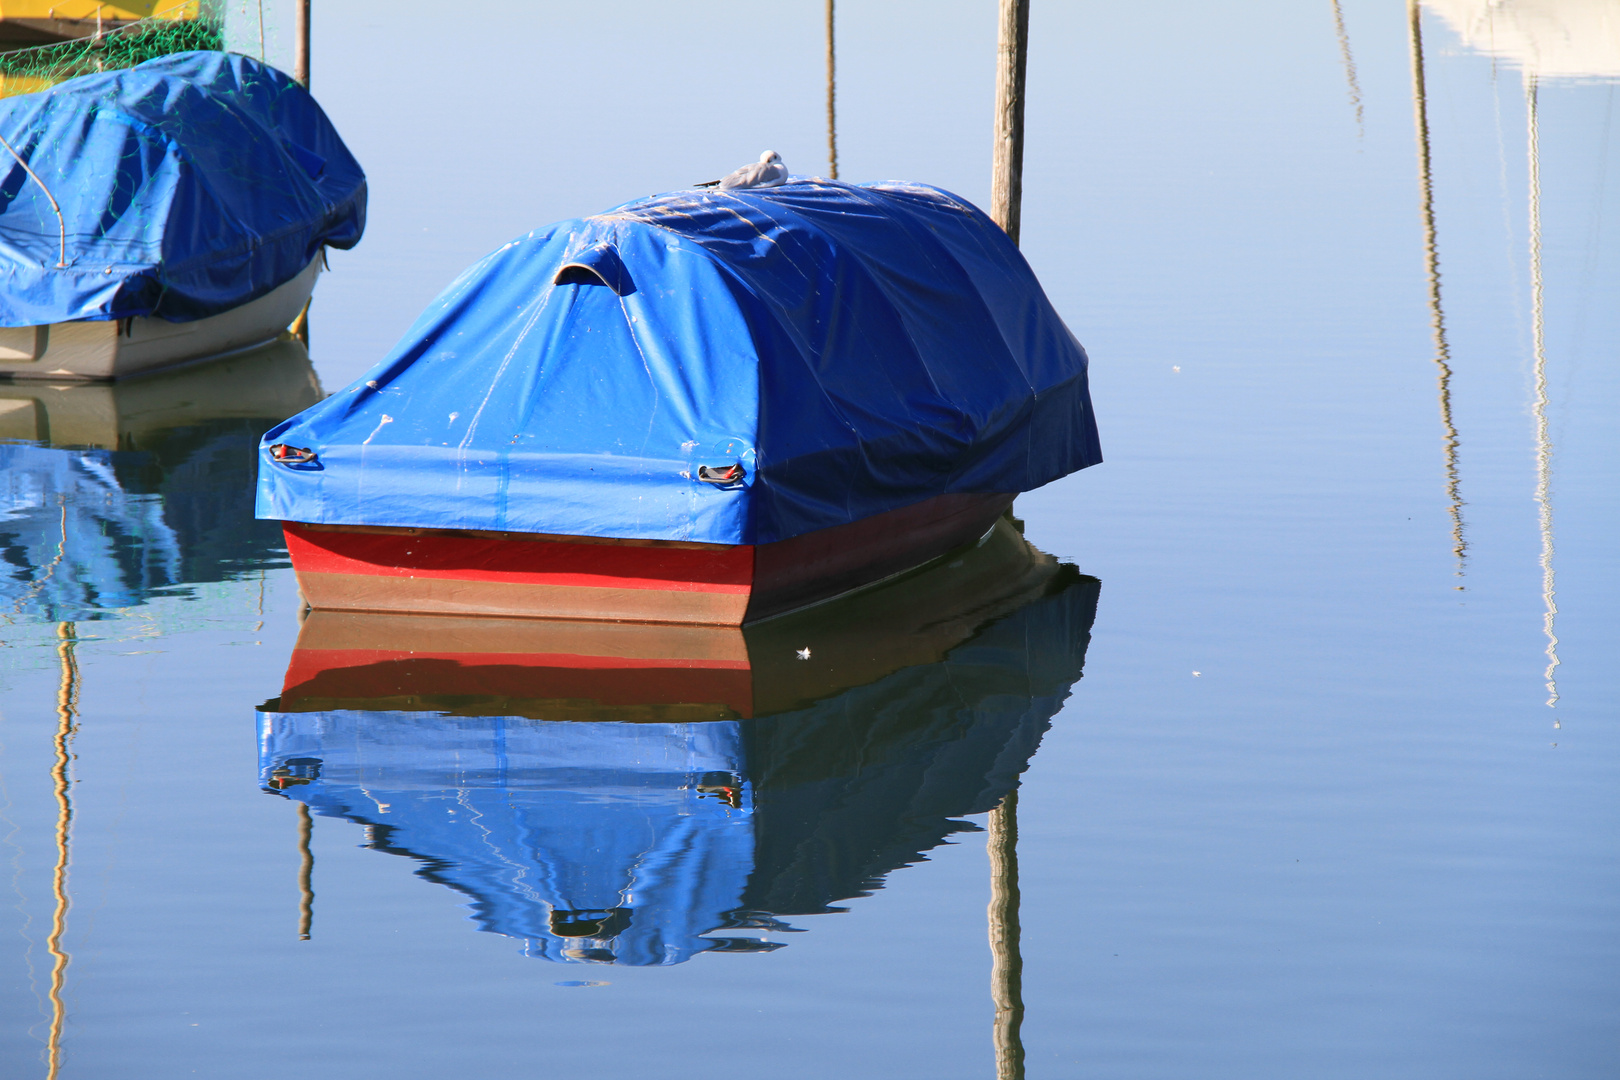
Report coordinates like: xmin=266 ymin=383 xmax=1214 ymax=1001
xmin=0 ymin=51 xmax=365 ymax=326
xmin=256 ymin=181 xmax=1098 ymax=545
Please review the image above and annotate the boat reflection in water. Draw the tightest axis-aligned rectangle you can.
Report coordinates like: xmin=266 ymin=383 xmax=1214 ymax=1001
xmin=257 ymin=518 xmax=1099 ymax=965
xmin=0 ymin=336 xmax=322 ymax=621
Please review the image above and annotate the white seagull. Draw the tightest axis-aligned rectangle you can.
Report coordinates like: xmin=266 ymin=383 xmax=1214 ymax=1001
xmin=696 ymin=150 xmax=789 ymax=190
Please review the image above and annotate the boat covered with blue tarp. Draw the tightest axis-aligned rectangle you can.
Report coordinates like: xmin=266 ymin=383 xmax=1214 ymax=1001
xmin=0 ymin=51 xmax=366 ymax=327
xmin=256 ymin=180 xmax=1100 ymax=546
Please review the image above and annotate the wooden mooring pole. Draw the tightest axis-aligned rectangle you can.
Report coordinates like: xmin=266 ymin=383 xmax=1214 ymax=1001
xmin=825 ymin=0 xmax=838 ymax=180
xmin=990 ymin=0 xmax=1030 ymax=244
xmin=294 ymin=0 xmax=311 ymax=88
xmin=989 ymin=3 xmax=1030 ymax=1076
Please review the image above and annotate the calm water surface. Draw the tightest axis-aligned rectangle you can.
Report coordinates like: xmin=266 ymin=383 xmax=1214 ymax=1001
xmin=1 ymin=2 xmax=1616 ymax=1077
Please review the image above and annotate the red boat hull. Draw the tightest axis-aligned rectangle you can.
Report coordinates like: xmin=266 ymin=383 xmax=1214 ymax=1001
xmin=283 ymin=491 xmax=1015 ymax=626
xmin=273 ymin=513 xmax=1065 ymax=720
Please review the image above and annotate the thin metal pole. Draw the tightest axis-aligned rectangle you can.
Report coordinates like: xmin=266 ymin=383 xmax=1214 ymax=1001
xmin=990 ymin=0 xmax=1030 ymax=244
xmin=294 ymin=0 xmax=311 ymax=88
xmin=296 ymin=802 xmax=315 ymax=940
xmin=988 ymin=789 xmax=1025 ymax=1080
xmin=825 ymin=0 xmax=838 ymax=180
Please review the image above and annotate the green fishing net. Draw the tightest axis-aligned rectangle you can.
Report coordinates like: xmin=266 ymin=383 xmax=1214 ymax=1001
xmin=0 ymin=17 xmax=224 ymax=98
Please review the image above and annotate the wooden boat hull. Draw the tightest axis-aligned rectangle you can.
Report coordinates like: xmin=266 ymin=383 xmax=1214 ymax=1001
xmin=0 ymin=256 xmax=320 ymax=382
xmin=284 ymin=491 xmax=1017 ymax=626
xmin=274 ymin=514 xmax=1069 ymax=719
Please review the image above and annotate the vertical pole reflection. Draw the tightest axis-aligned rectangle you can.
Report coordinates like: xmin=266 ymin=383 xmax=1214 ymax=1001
xmin=296 ymin=802 xmax=315 ymax=940
xmin=1526 ymin=75 xmax=1560 ymax=713
xmin=47 ymin=622 xmax=78 ymax=1080
xmin=1329 ymin=0 xmax=1364 ymax=137
xmin=825 ymin=0 xmax=838 ymax=180
xmin=988 ymin=789 xmax=1024 ymax=1080
xmin=1407 ymin=0 xmax=1469 ymax=577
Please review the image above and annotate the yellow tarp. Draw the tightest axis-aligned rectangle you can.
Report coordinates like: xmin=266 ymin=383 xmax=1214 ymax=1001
xmin=0 ymin=2 xmax=200 ymax=21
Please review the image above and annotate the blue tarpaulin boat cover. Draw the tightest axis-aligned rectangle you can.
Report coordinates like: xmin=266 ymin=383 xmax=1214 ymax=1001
xmin=257 ymin=181 xmax=1100 ymax=546
xmin=0 ymin=51 xmax=365 ymax=327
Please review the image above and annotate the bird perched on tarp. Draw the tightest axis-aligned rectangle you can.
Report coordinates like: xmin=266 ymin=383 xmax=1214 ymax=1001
xmin=696 ymin=150 xmax=788 ymax=190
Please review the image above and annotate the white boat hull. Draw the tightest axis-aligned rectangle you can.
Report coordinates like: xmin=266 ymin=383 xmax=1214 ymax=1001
xmin=0 ymin=256 xmax=321 ymax=382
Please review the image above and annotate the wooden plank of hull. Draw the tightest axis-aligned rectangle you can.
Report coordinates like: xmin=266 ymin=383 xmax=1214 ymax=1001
xmin=285 ymin=522 xmax=753 ymax=625
xmin=0 ymin=256 xmax=320 ymax=381
xmin=283 ymin=491 xmax=1017 ymax=626
xmin=293 ymin=571 xmax=753 ymax=625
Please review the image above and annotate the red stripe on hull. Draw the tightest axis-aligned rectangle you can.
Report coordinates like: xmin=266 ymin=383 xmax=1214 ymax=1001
xmin=283 ymin=522 xmax=753 ymax=593
xmin=281 ymin=492 xmax=1016 ymax=625
xmin=269 ymin=517 xmax=1060 ymax=722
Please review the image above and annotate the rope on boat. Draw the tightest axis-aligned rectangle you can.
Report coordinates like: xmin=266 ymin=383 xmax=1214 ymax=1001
xmin=0 ymin=130 xmax=68 ymax=267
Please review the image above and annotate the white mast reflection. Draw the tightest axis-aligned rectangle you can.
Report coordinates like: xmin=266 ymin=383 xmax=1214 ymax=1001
xmin=1423 ymin=0 xmax=1620 ymax=712
xmin=1525 ymin=76 xmax=1560 ymax=711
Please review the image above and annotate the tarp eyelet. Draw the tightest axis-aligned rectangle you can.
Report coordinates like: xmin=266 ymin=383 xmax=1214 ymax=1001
xmin=269 ymin=443 xmax=317 ymax=464
xmin=696 ymin=463 xmax=746 ymax=486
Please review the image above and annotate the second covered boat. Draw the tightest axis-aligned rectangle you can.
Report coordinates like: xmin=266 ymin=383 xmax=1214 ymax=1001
xmin=258 ymin=179 xmax=1101 ymax=624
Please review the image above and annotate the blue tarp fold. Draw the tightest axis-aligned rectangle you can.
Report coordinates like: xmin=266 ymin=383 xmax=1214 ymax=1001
xmin=0 ymin=51 xmax=366 ymax=327
xmin=257 ymin=181 xmax=1099 ymax=546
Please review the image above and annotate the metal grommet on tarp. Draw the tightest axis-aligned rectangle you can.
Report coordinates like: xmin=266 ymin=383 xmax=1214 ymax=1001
xmin=696 ymin=463 xmax=746 ymax=486
xmin=269 ymin=443 xmax=318 ymax=464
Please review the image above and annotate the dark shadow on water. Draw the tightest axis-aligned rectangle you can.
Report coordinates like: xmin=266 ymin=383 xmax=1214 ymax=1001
xmin=256 ymin=518 xmax=1100 ymax=966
